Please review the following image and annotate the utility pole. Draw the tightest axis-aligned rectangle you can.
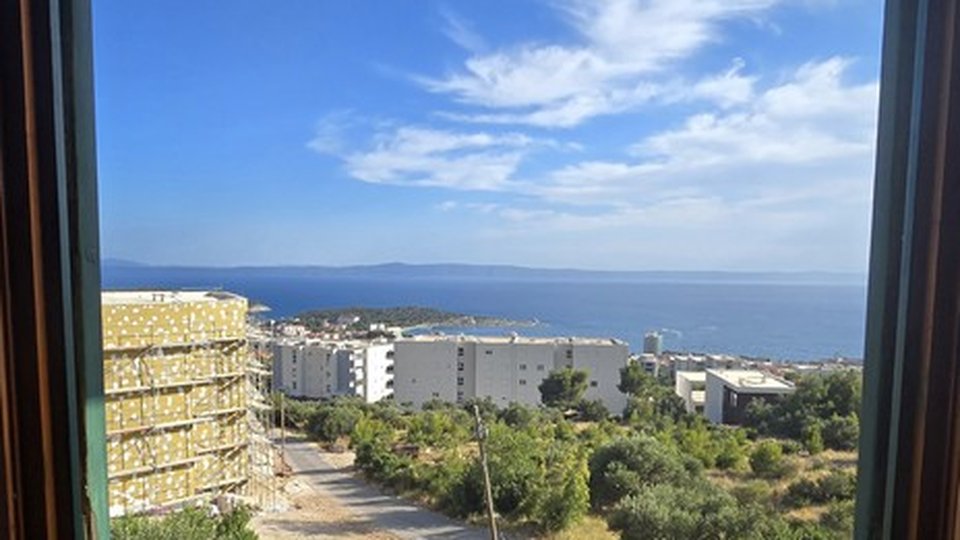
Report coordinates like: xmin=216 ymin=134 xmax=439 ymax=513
xmin=473 ymin=405 xmax=498 ymax=540
xmin=280 ymin=392 xmax=286 ymax=457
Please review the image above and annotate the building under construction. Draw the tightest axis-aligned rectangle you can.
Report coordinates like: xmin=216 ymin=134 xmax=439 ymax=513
xmin=101 ymin=290 xmax=275 ymax=516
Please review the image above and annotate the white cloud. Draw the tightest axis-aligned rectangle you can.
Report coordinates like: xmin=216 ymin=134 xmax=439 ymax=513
xmin=440 ymin=7 xmax=487 ymax=53
xmin=419 ymin=0 xmax=782 ymax=127
xmin=306 ymin=110 xmax=355 ymax=154
xmin=635 ymin=57 xmax=878 ymax=167
xmin=342 ymin=126 xmax=543 ymax=191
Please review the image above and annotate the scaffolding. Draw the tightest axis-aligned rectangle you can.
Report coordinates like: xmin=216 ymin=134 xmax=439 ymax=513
xmin=101 ymin=291 xmax=276 ymax=516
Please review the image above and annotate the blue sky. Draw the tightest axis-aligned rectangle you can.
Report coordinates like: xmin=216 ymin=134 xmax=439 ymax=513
xmin=94 ymin=0 xmax=883 ymax=271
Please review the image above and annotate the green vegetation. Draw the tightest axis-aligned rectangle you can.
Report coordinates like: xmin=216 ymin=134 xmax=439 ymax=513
xmin=111 ymin=506 xmax=256 ymax=540
xmin=743 ymin=370 xmax=861 ymax=451
xmin=293 ymin=306 xmax=525 ymax=331
xmin=278 ymin=368 xmax=861 ymax=538
xmin=538 ymin=367 xmax=588 ymax=409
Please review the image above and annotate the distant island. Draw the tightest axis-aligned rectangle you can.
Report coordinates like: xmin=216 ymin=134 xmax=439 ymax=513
xmin=101 ymin=260 xmax=866 ymax=286
xmin=293 ymin=306 xmax=533 ymax=331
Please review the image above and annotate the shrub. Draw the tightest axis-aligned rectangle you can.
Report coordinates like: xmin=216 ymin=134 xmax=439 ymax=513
xmin=715 ymin=431 xmax=748 ymax=470
xmin=111 ymin=506 xmax=257 ymax=540
xmin=749 ymin=440 xmax=786 ymax=478
xmin=588 ymin=436 xmax=692 ymax=510
xmin=822 ymin=414 xmax=859 ymax=451
xmin=306 ymin=404 xmax=363 ymax=443
xmin=536 ymin=447 xmax=590 ymax=532
xmin=607 ymin=482 xmax=790 ymax=540
xmin=783 ymin=471 xmax=856 ymax=507
xmin=780 ymin=439 xmax=803 ymax=455
xmin=499 ymin=402 xmax=536 ymax=428
xmin=821 ymin=500 xmax=855 ymax=537
xmin=801 ymin=421 xmax=825 ymax=455
xmin=577 ymin=399 xmax=610 ymax=422
xmin=731 ymin=480 xmax=773 ymax=506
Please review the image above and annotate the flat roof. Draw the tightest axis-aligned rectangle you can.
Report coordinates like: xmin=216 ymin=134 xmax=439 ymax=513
xmin=676 ymin=371 xmax=707 ymax=382
xmin=397 ymin=334 xmax=626 ymax=347
xmin=101 ymin=290 xmax=245 ymax=305
xmin=706 ymin=369 xmax=794 ymax=392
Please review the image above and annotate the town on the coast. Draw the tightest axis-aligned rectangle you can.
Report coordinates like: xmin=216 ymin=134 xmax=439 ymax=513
xmin=105 ymin=289 xmax=863 ymax=538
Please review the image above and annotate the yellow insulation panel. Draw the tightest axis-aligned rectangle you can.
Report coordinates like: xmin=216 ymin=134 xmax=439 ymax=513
xmin=101 ymin=291 xmax=251 ymax=516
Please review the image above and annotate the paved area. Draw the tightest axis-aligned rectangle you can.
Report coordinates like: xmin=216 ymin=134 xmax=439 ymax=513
xmin=255 ymin=439 xmax=488 ymax=540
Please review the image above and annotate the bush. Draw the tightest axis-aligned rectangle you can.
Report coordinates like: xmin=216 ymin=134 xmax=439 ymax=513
xmin=307 ymin=404 xmax=364 ymax=443
xmin=577 ymin=399 xmax=610 ymax=422
xmin=822 ymin=414 xmax=859 ymax=451
xmin=821 ymin=500 xmax=855 ymax=537
xmin=801 ymin=421 xmax=825 ymax=455
xmin=112 ymin=506 xmax=257 ymax=540
xmin=783 ymin=471 xmax=856 ymax=507
xmin=499 ymin=402 xmax=536 ymax=428
xmin=780 ymin=439 xmax=803 ymax=455
xmin=715 ymin=431 xmax=748 ymax=470
xmin=607 ymin=482 xmax=791 ymax=540
xmin=536 ymin=445 xmax=590 ymax=532
xmin=588 ymin=436 xmax=692 ymax=510
xmin=730 ymin=480 xmax=773 ymax=506
xmin=749 ymin=440 xmax=786 ymax=478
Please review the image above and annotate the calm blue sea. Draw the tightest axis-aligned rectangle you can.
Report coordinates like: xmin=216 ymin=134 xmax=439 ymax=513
xmin=101 ymin=267 xmax=867 ymax=362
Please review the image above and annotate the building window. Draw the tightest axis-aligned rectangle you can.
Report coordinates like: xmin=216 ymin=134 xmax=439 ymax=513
xmin=590 ymin=380 xmax=598 ymax=387
xmin=565 ymin=350 xmax=572 ymax=359
xmin=386 ymin=365 xmax=394 ymax=373
xmin=386 ymin=350 xmax=394 ymax=359
xmin=432 ymin=392 xmax=439 ymax=398
xmin=537 ymin=364 xmax=545 ymax=371
xmin=519 ymin=363 xmax=527 ymax=371
xmin=411 ymin=378 xmax=417 ymax=384
xmin=519 ymin=379 xmax=527 ymax=386
xmin=457 ymin=377 xmax=464 ymax=385
xmin=485 ymin=350 xmax=493 ymax=355
xmin=292 ymin=381 xmax=297 ymax=390
xmin=457 ymin=347 xmax=464 ymax=357
xmin=326 ymin=385 xmax=331 ymax=393
xmin=457 ymin=362 xmax=464 ymax=371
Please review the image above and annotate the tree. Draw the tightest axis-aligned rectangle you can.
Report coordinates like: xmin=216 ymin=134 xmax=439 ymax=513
xmin=749 ymin=440 xmax=786 ymax=478
xmin=539 ymin=367 xmax=588 ymax=409
xmin=822 ymin=414 xmax=859 ymax=450
xmin=618 ymin=362 xmax=656 ymax=396
xmin=577 ymin=399 xmax=609 ymax=421
xmin=588 ymin=436 xmax=692 ymax=510
xmin=306 ymin=403 xmax=363 ymax=443
xmin=536 ymin=443 xmax=590 ymax=532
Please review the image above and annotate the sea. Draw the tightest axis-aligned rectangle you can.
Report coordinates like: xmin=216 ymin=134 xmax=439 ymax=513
xmin=101 ymin=266 xmax=867 ymax=363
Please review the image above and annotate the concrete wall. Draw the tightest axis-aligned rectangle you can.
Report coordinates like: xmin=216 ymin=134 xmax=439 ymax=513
xmin=571 ymin=342 xmax=630 ymax=415
xmin=394 ymin=337 xmax=629 ymax=413
xmin=393 ymin=340 xmax=459 ymax=407
xmin=704 ymin=371 xmax=727 ymax=424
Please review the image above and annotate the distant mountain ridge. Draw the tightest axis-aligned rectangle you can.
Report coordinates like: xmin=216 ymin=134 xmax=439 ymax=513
xmin=101 ymin=260 xmax=866 ymax=285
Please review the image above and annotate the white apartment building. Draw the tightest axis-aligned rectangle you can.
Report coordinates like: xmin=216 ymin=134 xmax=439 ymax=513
xmin=393 ymin=335 xmax=630 ymax=413
xmin=272 ymin=339 xmax=394 ymax=402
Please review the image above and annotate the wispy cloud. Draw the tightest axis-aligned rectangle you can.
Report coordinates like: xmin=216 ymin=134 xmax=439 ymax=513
xmin=418 ymin=0 xmax=782 ymax=127
xmin=341 ymin=126 xmax=544 ymax=191
xmin=440 ymin=7 xmax=487 ymax=53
